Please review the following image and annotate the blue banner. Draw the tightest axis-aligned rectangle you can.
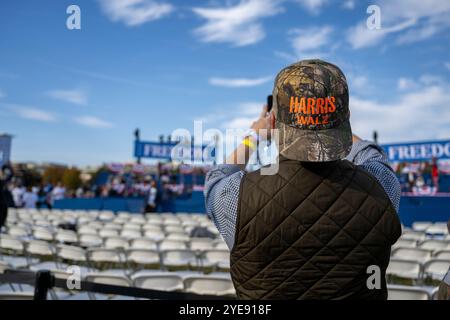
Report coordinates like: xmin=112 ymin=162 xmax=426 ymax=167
xmin=0 ymin=134 xmax=12 ymax=166
xmin=134 ymin=140 xmax=215 ymax=161
xmin=381 ymin=140 xmax=450 ymax=162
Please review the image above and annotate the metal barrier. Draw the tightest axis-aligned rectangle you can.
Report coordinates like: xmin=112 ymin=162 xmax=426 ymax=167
xmin=0 ymin=269 xmax=235 ymax=300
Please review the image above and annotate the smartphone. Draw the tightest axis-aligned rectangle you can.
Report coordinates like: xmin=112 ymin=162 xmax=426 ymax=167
xmin=267 ymin=95 xmax=273 ymax=112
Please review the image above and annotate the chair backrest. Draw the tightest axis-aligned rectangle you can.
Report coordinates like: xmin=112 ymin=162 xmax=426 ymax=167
xmin=78 ymin=234 xmax=103 ymax=247
xmin=32 ymin=228 xmax=54 ymax=241
xmin=386 ymin=258 xmax=421 ymax=279
xmin=166 ymin=233 xmax=190 ymax=242
xmin=133 ymin=274 xmax=183 ymax=291
xmin=203 ymin=249 xmax=230 ymax=264
xmin=126 ymin=249 xmax=160 ymax=264
xmin=425 ymin=224 xmax=449 ymax=236
xmin=387 ymin=285 xmax=430 ymax=300
xmin=7 ymin=226 xmax=29 ymax=237
xmin=161 ymin=249 xmax=196 ymax=261
xmin=78 ymin=226 xmax=98 ymax=236
xmin=120 ymin=229 xmax=142 ymax=240
xmin=55 ymin=230 xmax=78 ymax=243
xmin=99 ymin=229 xmax=120 ymax=238
xmin=104 ymin=237 xmax=130 ymax=249
xmin=183 ymin=276 xmax=235 ymax=296
xmin=85 ymin=274 xmax=131 ymax=287
xmin=130 ymin=238 xmax=157 ymax=250
xmin=159 ymin=240 xmax=187 ymax=251
xmin=0 ymin=260 xmax=11 ymax=273
xmin=0 ymin=236 xmax=24 ymax=253
xmin=419 ymin=240 xmax=450 ymax=252
xmin=423 ymin=259 xmax=450 ymax=280
xmin=57 ymin=244 xmax=87 ymax=262
xmin=393 ymin=238 xmax=417 ymax=248
xmin=434 ymin=250 xmax=450 ymax=260
xmin=87 ymin=248 xmax=122 ymax=263
xmin=144 ymin=230 xmax=165 ymax=241
xmin=412 ymin=222 xmax=433 ymax=232
xmin=392 ymin=247 xmax=433 ymax=262
xmin=401 ymin=231 xmax=426 ymax=242
xmin=123 ymin=223 xmax=141 ymax=231
xmin=26 ymin=240 xmax=54 ymax=256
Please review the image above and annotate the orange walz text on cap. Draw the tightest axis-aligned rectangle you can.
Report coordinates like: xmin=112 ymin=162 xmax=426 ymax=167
xmin=289 ymin=96 xmax=336 ymax=126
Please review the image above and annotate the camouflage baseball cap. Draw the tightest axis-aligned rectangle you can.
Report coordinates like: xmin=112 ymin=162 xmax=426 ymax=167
xmin=272 ymin=59 xmax=352 ymax=162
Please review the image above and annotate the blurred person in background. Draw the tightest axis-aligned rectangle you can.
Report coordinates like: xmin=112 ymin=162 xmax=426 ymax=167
xmin=205 ymin=60 xmax=401 ymax=300
xmin=22 ymin=185 xmax=38 ymax=209
xmin=11 ymin=182 xmax=25 ymax=208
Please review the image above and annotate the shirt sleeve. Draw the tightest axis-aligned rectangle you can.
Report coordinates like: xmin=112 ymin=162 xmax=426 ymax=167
xmin=345 ymin=140 xmax=401 ymax=212
xmin=204 ymin=164 xmax=244 ymax=249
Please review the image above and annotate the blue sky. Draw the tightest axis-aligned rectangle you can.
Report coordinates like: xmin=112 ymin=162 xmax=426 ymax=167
xmin=0 ymin=0 xmax=449 ymax=166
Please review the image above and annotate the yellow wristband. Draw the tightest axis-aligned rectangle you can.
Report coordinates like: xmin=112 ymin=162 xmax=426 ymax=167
xmin=242 ymin=137 xmax=257 ymax=150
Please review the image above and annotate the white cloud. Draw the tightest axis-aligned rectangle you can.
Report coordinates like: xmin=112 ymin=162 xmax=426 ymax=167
xmin=75 ymin=116 xmax=113 ymax=128
xmin=0 ymin=89 xmax=5 ymax=98
xmin=98 ymin=0 xmax=174 ymax=27
xmin=46 ymin=89 xmax=87 ymax=105
xmin=209 ymin=76 xmax=271 ymax=88
xmin=295 ymin=0 xmax=328 ymax=14
xmin=279 ymin=26 xmax=333 ymax=60
xmin=342 ymin=0 xmax=355 ymax=10
xmin=350 ymin=80 xmax=450 ymax=142
xmin=9 ymin=105 xmax=57 ymax=122
xmin=347 ymin=19 xmax=416 ymax=49
xmin=397 ymin=77 xmax=417 ymax=91
xmin=192 ymin=0 xmax=284 ymax=47
xmin=347 ymin=0 xmax=450 ymax=49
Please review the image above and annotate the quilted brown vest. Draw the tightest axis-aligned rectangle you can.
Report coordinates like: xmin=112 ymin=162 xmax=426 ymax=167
xmin=230 ymin=157 xmax=401 ymax=300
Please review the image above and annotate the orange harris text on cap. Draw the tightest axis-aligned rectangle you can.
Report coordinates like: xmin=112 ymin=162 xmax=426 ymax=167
xmin=289 ymin=96 xmax=336 ymax=126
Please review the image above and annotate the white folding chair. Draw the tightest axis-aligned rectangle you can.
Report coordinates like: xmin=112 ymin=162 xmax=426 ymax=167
xmin=434 ymin=250 xmax=450 ymax=260
xmin=190 ymin=238 xmax=214 ymax=251
xmin=57 ymin=244 xmax=87 ymax=264
xmin=99 ymin=229 xmax=120 ymax=238
xmin=104 ymin=237 xmax=129 ymax=250
xmin=419 ymin=240 xmax=450 ymax=252
xmin=200 ymin=249 xmax=230 ymax=269
xmin=425 ymin=224 xmax=449 ymax=236
xmin=159 ymin=240 xmax=187 ymax=251
xmin=392 ymin=247 xmax=432 ymax=263
xmin=55 ymin=230 xmax=78 ymax=244
xmin=412 ymin=222 xmax=433 ymax=232
xmin=78 ymin=226 xmax=98 ymax=236
xmin=422 ymin=259 xmax=450 ymax=280
xmin=133 ymin=274 xmax=183 ymax=292
xmin=126 ymin=249 xmax=160 ymax=267
xmin=161 ymin=249 xmax=197 ymax=269
xmin=78 ymin=234 xmax=103 ymax=247
xmin=7 ymin=226 xmax=29 ymax=238
xmin=166 ymin=233 xmax=190 ymax=242
xmin=386 ymin=258 xmax=421 ymax=280
xmin=98 ymin=211 xmax=115 ymax=221
xmin=401 ymin=230 xmax=426 ymax=242
xmin=0 ymin=236 xmax=24 ymax=255
xmin=387 ymin=285 xmax=430 ymax=300
xmin=144 ymin=230 xmax=165 ymax=241
xmin=183 ymin=276 xmax=235 ymax=296
xmin=130 ymin=238 xmax=157 ymax=250
xmin=84 ymin=274 xmax=132 ymax=300
xmin=87 ymin=248 xmax=123 ymax=269
xmin=393 ymin=238 xmax=417 ymax=249
xmin=120 ymin=229 xmax=142 ymax=240
xmin=25 ymin=240 xmax=54 ymax=260
xmin=32 ymin=228 xmax=54 ymax=242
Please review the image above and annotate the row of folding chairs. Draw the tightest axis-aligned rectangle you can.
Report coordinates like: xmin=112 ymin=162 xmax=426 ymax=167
xmin=392 ymin=239 xmax=450 ymax=252
xmin=391 ymin=246 xmax=450 ymax=262
xmin=410 ymin=221 xmax=449 ymax=235
xmin=387 ymin=257 xmax=450 ymax=283
xmin=387 ymin=284 xmax=438 ymax=300
xmin=0 ymin=273 xmax=236 ymax=300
